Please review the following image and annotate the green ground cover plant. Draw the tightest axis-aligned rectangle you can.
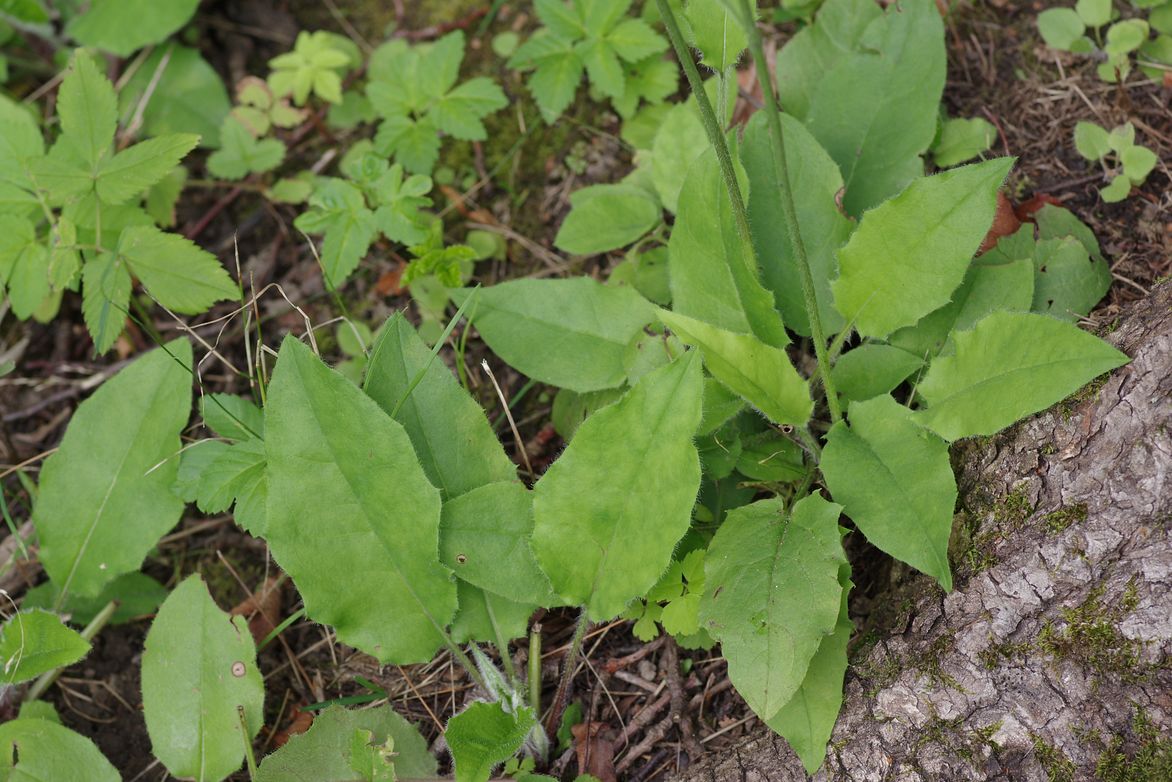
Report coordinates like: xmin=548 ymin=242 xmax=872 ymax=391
xmin=0 ymin=0 xmax=1150 ymax=779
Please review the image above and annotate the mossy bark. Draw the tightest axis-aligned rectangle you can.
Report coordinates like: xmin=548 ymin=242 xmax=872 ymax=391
xmin=680 ymin=284 xmax=1172 ymax=781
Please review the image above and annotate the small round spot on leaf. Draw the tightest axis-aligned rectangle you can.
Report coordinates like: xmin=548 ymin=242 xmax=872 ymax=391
xmin=231 ymin=661 xmax=246 ymax=677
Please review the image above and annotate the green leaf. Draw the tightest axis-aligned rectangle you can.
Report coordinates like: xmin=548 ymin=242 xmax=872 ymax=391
xmin=95 ymin=134 xmax=199 ymax=205
xmin=364 ymin=312 xmax=517 ymax=498
xmin=432 ymin=78 xmax=508 ymax=141
xmin=831 ymin=157 xmax=1014 ymax=338
xmin=830 ymin=343 xmax=924 ymax=404
xmin=1104 ymin=19 xmax=1149 ymax=56
xmin=35 ymin=340 xmax=191 ymax=599
xmin=932 ymin=117 xmax=997 ymax=168
xmin=440 ymin=482 xmax=555 ymax=606
xmin=1074 ymin=121 xmax=1111 ymax=161
xmin=293 ymin=179 xmax=378 ymax=286
xmin=268 ymin=31 xmax=353 ymax=105
xmin=555 ymin=183 xmax=661 ymax=255
xmin=650 ymin=79 xmax=734 ymax=212
xmin=686 ymin=0 xmax=748 ymax=71
xmin=117 ymin=224 xmax=239 ymax=313
xmin=0 ymin=0 xmax=48 ymax=23
xmin=449 ymin=581 xmax=537 ymax=645
xmin=119 ymin=46 xmax=231 ymax=148
xmin=446 ymin=702 xmax=536 ymax=782
xmin=1032 ymin=237 xmax=1112 ymax=322
xmin=185 ymin=439 xmax=267 ymax=534
xmin=766 ymin=565 xmax=852 ymax=776
xmin=658 ymin=309 xmax=810 ymax=426
xmin=451 ymin=278 xmax=657 ymax=392
xmin=743 ymin=111 xmax=850 ymax=337
xmin=264 ymin=336 xmax=456 ymax=663
xmin=1121 ymin=144 xmax=1157 ymax=183
xmin=821 ymin=395 xmax=955 ymax=590
xmin=1076 ymin=0 xmax=1111 ymax=27
xmin=1038 ymin=8 xmax=1086 ymax=50
xmin=256 ymin=705 xmax=436 ymax=782
xmin=0 ymin=213 xmax=49 ymax=320
xmin=532 ymin=351 xmax=702 ymax=620
xmin=201 ymin=393 xmax=264 ymax=441
xmin=0 ymin=719 xmax=119 ymax=781
xmin=916 ymin=311 xmax=1129 ymax=441
xmin=699 ymin=494 xmax=846 ymax=720
xmin=1100 ymin=174 xmax=1131 ymax=203
xmin=145 ymin=165 xmax=188 ymax=227
xmin=206 ymin=116 xmax=286 ymax=180
xmin=67 ymin=0 xmax=199 ymax=58
xmin=80 ymin=252 xmax=131 ymax=354
xmin=522 ymin=39 xmax=585 ymax=122
xmin=802 ymin=0 xmax=946 ymax=214
xmin=22 ymin=572 xmax=169 ymax=626
xmin=579 ymin=38 xmax=625 ymax=98
xmin=0 ymin=610 xmax=90 ymax=684
xmin=57 ymin=52 xmax=117 ymax=170
xmin=142 ymin=574 xmax=264 ymax=782
xmin=669 ymin=149 xmax=787 ymax=347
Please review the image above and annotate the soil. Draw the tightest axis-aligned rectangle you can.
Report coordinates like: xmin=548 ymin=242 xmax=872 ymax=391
xmin=0 ymin=1 xmax=1168 ymax=780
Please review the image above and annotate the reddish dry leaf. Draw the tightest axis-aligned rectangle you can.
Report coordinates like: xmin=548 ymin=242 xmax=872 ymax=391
xmin=979 ymin=192 xmax=1022 ymax=254
xmin=230 ymin=576 xmax=284 ymax=646
xmin=375 ymin=264 xmax=405 ymax=297
xmin=571 ymin=722 xmax=618 ymax=782
xmin=1014 ymin=193 xmax=1066 ymax=223
xmin=268 ymin=706 xmax=314 ymax=749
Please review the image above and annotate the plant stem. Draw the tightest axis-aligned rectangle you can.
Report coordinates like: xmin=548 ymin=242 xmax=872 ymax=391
xmin=25 ymin=600 xmax=117 ymax=702
xmin=239 ymin=705 xmax=259 ymax=780
xmin=542 ymin=608 xmax=589 ymax=735
xmin=483 ymin=592 xmax=517 ymax=683
xmin=735 ymin=0 xmax=843 ymax=424
xmin=528 ymin=623 xmax=542 ymax=718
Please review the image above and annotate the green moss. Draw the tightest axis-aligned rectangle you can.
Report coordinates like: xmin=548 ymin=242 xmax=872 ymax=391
xmin=922 ymin=630 xmax=966 ymax=692
xmin=1032 ymin=734 xmax=1076 ymax=782
xmin=1094 ymin=709 xmax=1172 ymax=782
xmin=998 ymin=484 xmax=1034 ymax=527
xmin=1044 ymin=503 xmax=1088 ymax=534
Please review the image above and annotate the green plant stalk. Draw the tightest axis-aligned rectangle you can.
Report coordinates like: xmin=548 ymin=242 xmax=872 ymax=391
xmin=734 ymin=0 xmax=842 ymax=424
xmin=528 ymin=623 xmax=542 ymax=718
xmin=542 ymin=608 xmax=589 ymax=735
xmin=25 ymin=600 xmax=118 ymax=702
xmin=483 ymin=592 xmax=518 ymax=682
xmin=239 ymin=705 xmax=259 ymax=780
xmin=653 ymin=0 xmax=764 ymax=300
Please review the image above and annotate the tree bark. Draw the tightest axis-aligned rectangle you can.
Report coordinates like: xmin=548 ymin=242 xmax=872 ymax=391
xmin=683 ymin=284 xmax=1171 ymax=782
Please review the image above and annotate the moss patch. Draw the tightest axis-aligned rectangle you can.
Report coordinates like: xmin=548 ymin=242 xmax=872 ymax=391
xmin=1044 ymin=503 xmax=1088 ymax=534
xmin=1032 ymin=734 xmax=1076 ymax=782
xmin=1094 ymin=709 xmax=1172 ymax=782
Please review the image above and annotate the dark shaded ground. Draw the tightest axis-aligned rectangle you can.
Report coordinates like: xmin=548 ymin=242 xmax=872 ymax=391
xmin=0 ymin=1 xmax=1168 ymax=780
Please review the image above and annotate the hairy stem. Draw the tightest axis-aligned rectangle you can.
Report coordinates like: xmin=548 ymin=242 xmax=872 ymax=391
xmin=528 ymin=622 xmax=543 ymax=717
xmin=734 ymin=0 xmax=843 ymax=424
xmin=543 ymin=608 xmax=589 ymax=735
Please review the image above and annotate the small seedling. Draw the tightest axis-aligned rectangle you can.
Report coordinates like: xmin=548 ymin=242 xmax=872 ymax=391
xmin=1074 ymin=120 xmax=1158 ymax=202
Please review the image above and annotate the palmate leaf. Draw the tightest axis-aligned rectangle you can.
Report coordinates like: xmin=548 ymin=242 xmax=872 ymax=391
xmin=821 ymin=395 xmax=955 ymax=590
xmin=117 ymin=224 xmax=239 ymax=313
xmin=512 ymin=32 xmax=584 ymax=121
xmin=699 ymin=494 xmax=846 ymax=721
xmin=658 ymin=309 xmax=811 ymax=427
xmin=916 ymin=311 xmax=1129 ymax=441
xmin=669 ymin=149 xmax=787 ymax=347
xmin=532 ymin=351 xmax=702 ymax=620
xmin=142 ymin=575 xmax=264 ymax=782
xmin=35 ymin=339 xmax=192 ymax=599
xmin=264 ymin=336 xmax=456 ymax=663
xmin=0 ymin=610 xmax=90 ymax=684
xmin=451 ymin=277 xmax=657 ymax=393
xmin=831 ymin=157 xmax=1014 ymax=339
xmin=206 ymin=116 xmax=286 ymax=180
xmin=0 ymin=719 xmax=119 ymax=781
xmin=293 ymin=179 xmax=378 ymax=286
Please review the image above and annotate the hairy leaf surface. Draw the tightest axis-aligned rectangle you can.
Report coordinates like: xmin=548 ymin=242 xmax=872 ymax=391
xmin=0 ymin=610 xmax=90 ymax=684
xmin=446 ymin=702 xmax=536 ymax=782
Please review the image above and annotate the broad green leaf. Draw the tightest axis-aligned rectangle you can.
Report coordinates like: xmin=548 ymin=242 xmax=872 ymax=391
xmin=80 ymin=252 xmax=131 ymax=354
xmin=743 ymin=111 xmax=850 ymax=336
xmin=264 ymin=337 xmax=456 ymax=662
xmin=449 ymin=581 xmax=537 ymax=645
xmin=0 ymin=0 xmax=48 ymax=23
xmin=1076 ymin=0 xmax=1111 ymax=27
xmin=669 ymin=149 xmax=787 ymax=347
xmin=522 ymin=40 xmax=584 ymax=122
xmin=579 ymin=38 xmax=625 ymax=98
xmin=117 ymin=224 xmax=239 ymax=313
xmin=432 ymin=78 xmax=508 ymax=141
xmin=0 ymin=610 xmax=90 ymax=684
xmin=95 ymin=134 xmax=199 ymax=205
xmin=1032 ymin=237 xmax=1111 ymax=322
xmin=207 ymin=116 xmax=286 ymax=180
xmin=256 ymin=705 xmax=436 ymax=782
xmin=735 ymin=429 xmax=804 ymax=483
xmin=440 ymin=482 xmax=555 ymax=606
xmin=932 ymin=117 xmax=997 ymax=168
xmin=887 ymin=253 xmax=1035 ymax=359
xmin=697 ymin=377 xmax=744 ymax=436
xmin=830 ymin=343 xmax=924 ymax=404
xmin=801 ymin=0 xmax=946 ymax=214
xmin=451 ymin=277 xmax=657 ymax=393
xmin=555 ymin=184 xmax=660 ymax=255
xmin=145 ymin=165 xmax=188 ymax=227
xmin=659 ymin=309 xmax=811 ymax=426
xmin=699 ymin=494 xmax=846 ymax=720
xmin=774 ymin=0 xmax=880 ymax=119
xmin=67 ymin=0 xmax=199 ymax=57
xmin=186 ymin=439 xmax=267 ymax=533
xmin=17 ymin=701 xmax=61 ymax=723
xmin=550 ymin=387 xmax=625 ymax=440
xmin=446 ymin=702 xmax=536 ymax=782
xmin=766 ymin=564 xmax=852 ymax=776
xmin=201 ymin=393 xmax=264 ymax=441
xmin=821 ymin=395 xmax=955 ymax=590
xmin=607 ymin=17 xmax=666 ymax=62
xmin=142 ymin=575 xmax=264 ymax=782
xmin=22 ymin=572 xmax=169 ymax=626
xmin=0 ymin=96 xmax=44 ymax=184
xmin=57 ymin=52 xmax=116 ymax=170
xmin=686 ymin=0 xmax=748 ymax=71
xmin=1038 ymin=8 xmax=1086 ymax=50
xmin=916 ymin=311 xmax=1129 ymax=441
xmin=831 ymin=157 xmax=1014 ymax=338
xmin=364 ymin=312 xmax=516 ymax=498
xmin=0 ymin=719 xmax=119 ymax=781
xmin=650 ymin=80 xmax=735 ymax=212
xmin=292 ymin=178 xmax=377 ymax=285
xmin=119 ymin=46 xmax=231 ymax=147
xmin=532 ymin=351 xmax=702 ymax=620
xmin=1074 ymin=121 xmax=1111 ymax=161
xmin=36 ymin=340 xmax=191 ymax=599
